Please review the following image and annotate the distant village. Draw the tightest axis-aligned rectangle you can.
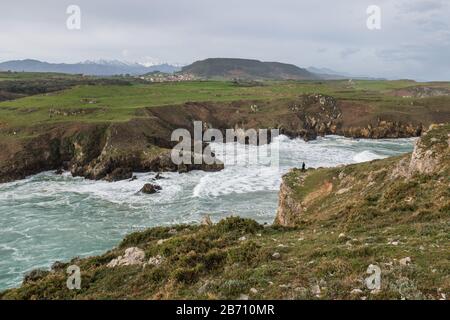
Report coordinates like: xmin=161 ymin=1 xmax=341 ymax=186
xmin=137 ymin=72 xmax=196 ymax=83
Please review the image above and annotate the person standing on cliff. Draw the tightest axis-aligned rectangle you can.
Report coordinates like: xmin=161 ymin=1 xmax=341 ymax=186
xmin=301 ymin=162 xmax=306 ymax=172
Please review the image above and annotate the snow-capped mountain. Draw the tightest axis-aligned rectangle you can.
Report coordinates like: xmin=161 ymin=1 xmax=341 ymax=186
xmin=0 ymin=59 xmax=181 ymax=76
xmin=83 ymin=59 xmax=139 ymax=66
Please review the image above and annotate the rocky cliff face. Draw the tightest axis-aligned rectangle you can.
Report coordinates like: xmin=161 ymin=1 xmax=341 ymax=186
xmin=67 ymin=121 xmax=223 ymax=181
xmin=0 ymin=93 xmax=446 ymax=183
xmin=407 ymin=124 xmax=449 ymax=175
xmin=271 ymin=94 xmax=425 ymax=141
xmin=0 ymin=120 xmax=224 ymax=183
xmin=275 ymin=123 xmax=450 ymax=227
xmin=340 ymin=120 xmax=423 ymax=139
xmin=274 ymin=176 xmax=306 ymax=226
xmin=390 ymin=86 xmax=450 ymax=98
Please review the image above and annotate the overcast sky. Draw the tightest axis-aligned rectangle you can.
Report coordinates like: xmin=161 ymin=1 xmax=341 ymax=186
xmin=1 ymin=0 xmax=449 ymax=80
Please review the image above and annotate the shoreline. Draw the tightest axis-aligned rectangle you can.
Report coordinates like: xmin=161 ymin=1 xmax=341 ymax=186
xmin=0 ymin=124 xmax=447 ymax=299
xmin=0 ymin=133 xmax=417 ymax=185
xmin=0 ymin=135 xmax=416 ymax=291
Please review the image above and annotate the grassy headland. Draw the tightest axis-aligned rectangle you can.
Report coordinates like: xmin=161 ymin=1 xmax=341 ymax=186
xmin=1 ymin=75 xmax=449 ymax=128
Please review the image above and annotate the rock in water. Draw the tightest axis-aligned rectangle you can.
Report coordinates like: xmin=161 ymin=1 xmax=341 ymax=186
xmin=177 ymin=164 xmax=188 ymax=173
xmin=105 ymin=167 xmax=133 ymax=182
xmin=154 ymin=172 xmax=164 ymax=180
xmin=140 ymin=183 xmax=162 ymax=194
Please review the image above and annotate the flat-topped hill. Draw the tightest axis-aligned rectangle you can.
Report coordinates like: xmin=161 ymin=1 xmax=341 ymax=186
xmin=181 ymin=58 xmax=318 ymax=80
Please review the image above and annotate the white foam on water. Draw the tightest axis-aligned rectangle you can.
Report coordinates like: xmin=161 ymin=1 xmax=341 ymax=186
xmin=0 ymin=135 xmax=415 ymax=289
xmin=353 ymin=150 xmax=386 ymax=163
xmin=193 ymin=165 xmax=281 ymax=198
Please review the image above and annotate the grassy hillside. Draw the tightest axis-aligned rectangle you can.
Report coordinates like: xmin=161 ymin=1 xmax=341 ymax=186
xmin=1 ymin=125 xmax=448 ymax=300
xmin=1 ymin=78 xmax=450 ymax=128
xmin=1 ymin=213 xmax=446 ymax=300
xmin=181 ymin=58 xmax=318 ymax=80
xmin=0 ymin=72 xmax=135 ymax=116
xmin=0 ymin=71 xmax=85 ymax=81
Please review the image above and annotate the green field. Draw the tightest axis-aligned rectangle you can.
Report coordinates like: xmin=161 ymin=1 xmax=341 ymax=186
xmin=1 ymin=75 xmax=449 ymax=128
xmin=0 ymin=72 xmax=84 ymax=81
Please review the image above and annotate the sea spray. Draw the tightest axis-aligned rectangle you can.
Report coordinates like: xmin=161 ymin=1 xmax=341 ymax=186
xmin=0 ymin=135 xmax=415 ymax=289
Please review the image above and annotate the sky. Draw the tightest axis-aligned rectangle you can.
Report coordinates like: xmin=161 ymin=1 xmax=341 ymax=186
xmin=1 ymin=0 xmax=449 ymax=80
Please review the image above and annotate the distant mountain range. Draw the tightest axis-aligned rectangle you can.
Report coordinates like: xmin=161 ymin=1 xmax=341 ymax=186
xmin=0 ymin=58 xmax=383 ymax=80
xmin=181 ymin=58 xmax=318 ymax=80
xmin=0 ymin=59 xmax=181 ymax=76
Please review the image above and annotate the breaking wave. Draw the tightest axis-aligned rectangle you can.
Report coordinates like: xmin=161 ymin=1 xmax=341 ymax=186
xmin=0 ymin=135 xmax=415 ymax=289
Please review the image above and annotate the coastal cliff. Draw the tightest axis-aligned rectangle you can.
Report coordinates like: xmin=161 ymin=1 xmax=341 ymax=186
xmin=0 ymin=93 xmax=442 ymax=183
xmin=275 ymin=124 xmax=449 ymax=227
xmin=2 ymin=124 xmax=448 ymax=300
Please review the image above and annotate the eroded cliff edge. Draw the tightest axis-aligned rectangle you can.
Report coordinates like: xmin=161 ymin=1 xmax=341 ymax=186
xmin=1 ymin=93 xmax=446 ymax=183
xmin=275 ymin=123 xmax=450 ymax=227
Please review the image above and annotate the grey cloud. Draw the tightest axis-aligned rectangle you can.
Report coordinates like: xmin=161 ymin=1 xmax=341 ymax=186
xmin=340 ymin=48 xmax=360 ymax=59
xmin=0 ymin=0 xmax=448 ymax=80
xmin=399 ymin=0 xmax=446 ymax=13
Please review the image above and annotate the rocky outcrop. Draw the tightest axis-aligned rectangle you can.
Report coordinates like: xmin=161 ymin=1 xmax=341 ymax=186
xmin=107 ymin=247 xmax=146 ymax=268
xmin=105 ymin=168 xmax=133 ymax=182
xmin=70 ymin=146 xmax=224 ymax=182
xmin=407 ymin=124 xmax=449 ymax=175
xmin=275 ymin=170 xmax=307 ymax=227
xmin=140 ymin=183 xmax=161 ymax=194
xmin=391 ymin=124 xmax=450 ymax=178
xmin=22 ymin=269 xmax=50 ymax=284
xmin=280 ymin=94 xmax=341 ymax=140
xmin=275 ymin=124 xmax=450 ymax=227
xmin=341 ymin=120 xmax=423 ymax=139
xmin=276 ymin=94 xmax=424 ymax=141
xmin=390 ymin=86 xmax=450 ymax=98
xmin=0 ymin=123 xmax=108 ymax=183
xmin=0 ymin=120 xmax=224 ymax=183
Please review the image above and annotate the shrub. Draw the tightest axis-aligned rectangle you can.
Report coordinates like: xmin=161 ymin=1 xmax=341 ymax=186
xmin=227 ymin=241 xmax=268 ymax=266
xmin=119 ymin=225 xmax=192 ymax=248
xmin=215 ymin=217 xmax=263 ymax=235
xmin=203 ymin=249 xmax=227 ymax=271
xmin=172 ymin=265 xmax=203 ymax=284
